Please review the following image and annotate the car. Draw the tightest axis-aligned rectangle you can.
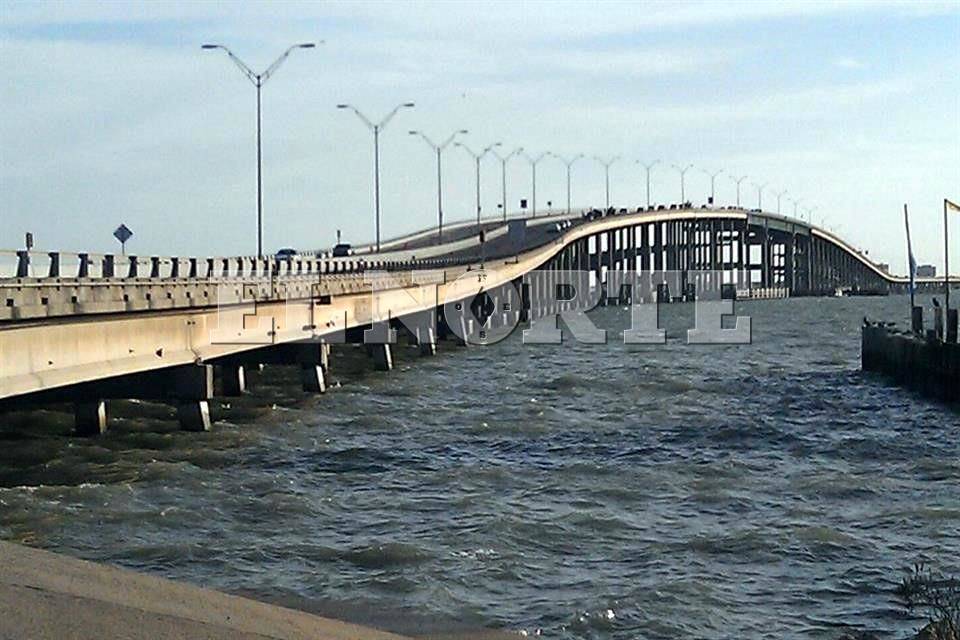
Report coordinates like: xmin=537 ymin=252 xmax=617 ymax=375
xmin=275 ymin=248 xmax=297 ymax=259
xmin=332 ymin=243 xmax=352 ymax=257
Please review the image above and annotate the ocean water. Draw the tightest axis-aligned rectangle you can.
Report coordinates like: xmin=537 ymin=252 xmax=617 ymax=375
xmin=1 ymin=294 xmax=957 ymax=639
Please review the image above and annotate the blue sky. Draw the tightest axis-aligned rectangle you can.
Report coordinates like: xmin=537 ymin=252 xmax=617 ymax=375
xmin=1 ymin=0 xmax=958 ymax=273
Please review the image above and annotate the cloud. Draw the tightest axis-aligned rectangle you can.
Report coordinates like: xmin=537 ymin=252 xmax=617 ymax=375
xmin=835 ymin=56 xmax=866 ymax=70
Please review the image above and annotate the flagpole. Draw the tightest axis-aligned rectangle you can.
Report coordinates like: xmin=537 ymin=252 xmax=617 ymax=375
xmin=946 ymin=198 xmax=951 ymax=313
xmin=905 ymin=204 xmax=915 ymax=310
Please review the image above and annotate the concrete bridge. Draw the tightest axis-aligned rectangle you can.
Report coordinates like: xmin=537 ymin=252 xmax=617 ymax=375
xmin=0 ymin=205 xmax=946 ymax=435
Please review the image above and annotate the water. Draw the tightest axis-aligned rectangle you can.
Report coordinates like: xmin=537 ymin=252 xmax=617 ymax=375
xmin=1 ymin=295 xmax=958 ymax=639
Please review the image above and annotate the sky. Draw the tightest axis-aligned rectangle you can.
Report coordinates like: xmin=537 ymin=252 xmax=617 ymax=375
xmin=1 ymin=0 xmax=958 ymax=274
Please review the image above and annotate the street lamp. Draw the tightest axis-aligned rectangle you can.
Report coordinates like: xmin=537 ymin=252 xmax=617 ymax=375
xmin=337 ymin=101 xmax=415 ymax=252
xmin=520 ymin=151 xmax=551 ymax=218
xmin=595 ymin=156 xmax=620 ymax=209
xmin=490 ymin=147 xmax=524 ymax=222
xmin=409 ymin=128 xmax=468 ymax=241
xmin=730 ymin=174 xmax=748 ymax=208
xmin=202 ymin=42 xmax=316 ymax=257
xmin=551 ymin=153 xmax=584 ymax=215
xmin=774 ymin=189 xmax=788 ymax=215
xmin=790 ymin=197 xmax=803 ymax=220
xmin=701 ymin=167 xmax=723 ymax=205
xmin=807 ymin=206 xmax=819 ymax=226
xmin=752 ymin=182 xmax=769 ymax=210
xmin=671 ymin=163 xmax=694 ymax=204
xmin=455 ymin=142 xmax=502 ymax=232
xmin=638 ymin=160 xmax=659 ymax=208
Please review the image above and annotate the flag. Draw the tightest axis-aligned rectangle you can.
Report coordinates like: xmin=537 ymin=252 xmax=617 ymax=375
xmin=904 ymin=204 xmax=917 ymax=296
xmin=947 ymin=199 xmax=960 ymax=213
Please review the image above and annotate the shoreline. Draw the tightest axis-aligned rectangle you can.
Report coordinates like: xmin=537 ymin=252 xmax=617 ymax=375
xmin=0 ymin=541 xmax=515 ymax=640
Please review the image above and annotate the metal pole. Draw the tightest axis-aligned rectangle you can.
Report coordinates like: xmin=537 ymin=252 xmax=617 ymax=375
xmin=437 ymin=148 xmax=443 ymax=240
xmin=605 ymin=165 xmax=611 ymax=208
xmin=502 ymin=160 xmax=508 ymax=221
xmin=475 ymin=156 xmax=481 ymax=231
xmin=373 ymin=125 xmax=381 ymax=251
xmin=946 ymin=198 xmax=951 ymax=312
xmin=567 ymin=165 xmax=572 ymax=215
xmin=646 ymin=168 xmax=651 ymax=208
xmin=905 ymin=203 xmax=915 ymax=310
xmin=256 ymin=80 xmax=263 ymax=257
xmin=532 ymin=163 xmax=537 ymax=218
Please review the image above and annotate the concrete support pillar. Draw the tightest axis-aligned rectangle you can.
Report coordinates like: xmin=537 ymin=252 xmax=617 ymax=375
xmin=301 ymin=364 xmax=327 ymax=393
xmin=75 ymin=400 xmax=107 ymax=436
xmin=219 ymin=364 xmax=246 ymax=396
xmin=418 ymin=327 xmax=437 ymax=356
xmin=368 ymin=343 xmax=393 ymax=371
xmin=177 ymin=401 xmax=211 ymax=432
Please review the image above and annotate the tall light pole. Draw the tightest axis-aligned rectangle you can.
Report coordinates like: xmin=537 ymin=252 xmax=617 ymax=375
xmin=409 ymin=128 xmax=468 ymax=241
xmin=551 ymin=153 xmax=584 ymax=215
xmin=774 ymin=189 xmax=788 ymax=214
xmin=337 ymin=101 xmax=415 ymax=252
xmin=490 ymin=147 xmax=524 ymax=222
xmin=202 ymin=42 xmax=316 ymax=258
xmin=671 ymin=163 xmax=693 ymax=204
xmin=807 ymin=206 xmax=818 ymax=226
xmin=595 ymin=156 xmax=620 ymax=209
xmin=638 ymin=160 xmax=659 ymax=208
xmin=752 ymin=182 xmax=769 ymax=210
xmin=791 ymin=197 xmax=803 ymax=220
xmin=520 ymin=151 xmax=550 ymax=217
xmin=456 ymin=142 xmax=502 ymax=232
xmin=701 ymin=168 xmax=723 ymax=204
xmin=730 ymin=174 xmax=748 ymax=208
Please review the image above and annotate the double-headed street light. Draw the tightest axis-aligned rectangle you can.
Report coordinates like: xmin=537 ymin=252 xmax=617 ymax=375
xmin=337 ymin=102 xmax=415 ymax=252
xmin=455 ymin=142 xmax=502 ymax=232
xmin=409 ymin=128 xmax=468 ymax=241
xmin=752 ymin=181 xmax=769 ymax=210
xmin=202 ymin=42 xmax=316 ymax=258
xmin=490 ymin=147 xmax=524 ymax=222
xmin=638 ymin=160 xmax=659 ymax=209
xmin=551 ymin=153 xmax=584 ymax=215
xmin=520 ymin=151 xmax=551 ymax=218
xmin=671 ymin=163 xmax=694 ymax=204
xmin=790 ymin=197 xmax=803 ymax=220
xmin=774 ymin=189 xmax=788 ymax=215
xmin=701 ymin=168 xmax=723 ymax=204
xmin=730 ymin=174 xmax=748 ymax=208
xmin=595 ymin=156 xmax=620 ymax=209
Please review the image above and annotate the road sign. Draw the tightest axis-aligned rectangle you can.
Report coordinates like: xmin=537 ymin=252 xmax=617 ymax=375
xmin=113 ymin=224 xmax=133 ymax=255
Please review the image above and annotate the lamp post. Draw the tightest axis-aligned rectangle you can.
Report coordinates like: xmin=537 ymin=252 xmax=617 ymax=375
xmin=490 ymin=147 xmax=524 ymax=222
xmin=774 ymin=189 xmax=788 ymax=214
xmin=595 ymin=156 xmax=620 ymax=209
xmin=520 ymin=151 xmax=550 ymax=218
xmin=202 ymin=42 xmax=316 ymax=258
xmin=671 ymin=163 xmax=693 ymax=204
xmin=730 ymin=174 xmax=748 ymax=208
xmin=752 ymin=182 xmax=769 ymax=210
xmin=807 ymin=206 xmax=819 ymax=226
xmin=409 ymin=128 xmax=468 ymax=241
xmin=551 ymin=153 xmax=584 ymax=215
xmin=337 ymin=101 xmax=415 ymax=252
xmin=638 ymin=160 xmax=659 ymax=208
xmin=455 ymin=142 xmax=502 ymax=232
xmin=701 ymin=168 xmax=723 ymax=204
xmin=791 ymin=198 xmax=803 ymax=221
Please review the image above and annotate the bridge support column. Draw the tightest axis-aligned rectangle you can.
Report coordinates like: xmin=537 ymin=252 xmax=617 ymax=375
xmin=218 ymin=364 xmax=246 ymax=396
xmin=177 ymin=401 xmax=211 ymax=432
xmin=75 ymin=400 xmax=107 ymax=436
xmin=368 ymin=343 xmax=393 ymax=371
xmin=171 ymin=364 xmax=214 ymax=431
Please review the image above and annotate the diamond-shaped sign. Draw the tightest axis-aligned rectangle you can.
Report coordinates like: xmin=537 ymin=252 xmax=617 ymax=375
xmin=113 ymin=224 xmax=133 ymax=244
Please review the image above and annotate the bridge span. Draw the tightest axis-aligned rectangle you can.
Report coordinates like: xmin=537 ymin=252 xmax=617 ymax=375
xmin=0 ymin=206 xmax=943 ymax=434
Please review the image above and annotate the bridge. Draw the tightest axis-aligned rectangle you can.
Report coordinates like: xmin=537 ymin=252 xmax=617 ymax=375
xmin=0 ymin=205 xmax=948 ymax=435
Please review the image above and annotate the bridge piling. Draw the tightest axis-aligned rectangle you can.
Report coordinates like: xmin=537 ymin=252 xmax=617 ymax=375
xmin=74 ymin=400 xmax=108 ymax=436
xmin=217 ymin=364 xmax=246 ymax=396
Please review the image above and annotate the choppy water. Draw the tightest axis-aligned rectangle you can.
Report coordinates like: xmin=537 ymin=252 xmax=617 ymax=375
xmin=1 ymin=295 xmax=958 ymax=639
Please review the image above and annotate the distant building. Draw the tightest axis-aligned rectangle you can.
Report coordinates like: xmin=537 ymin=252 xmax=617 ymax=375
xmin=877 ymin=263 xmax=889 ymax=274
xmin=917 ymin=264 xmax=937 ymax=278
